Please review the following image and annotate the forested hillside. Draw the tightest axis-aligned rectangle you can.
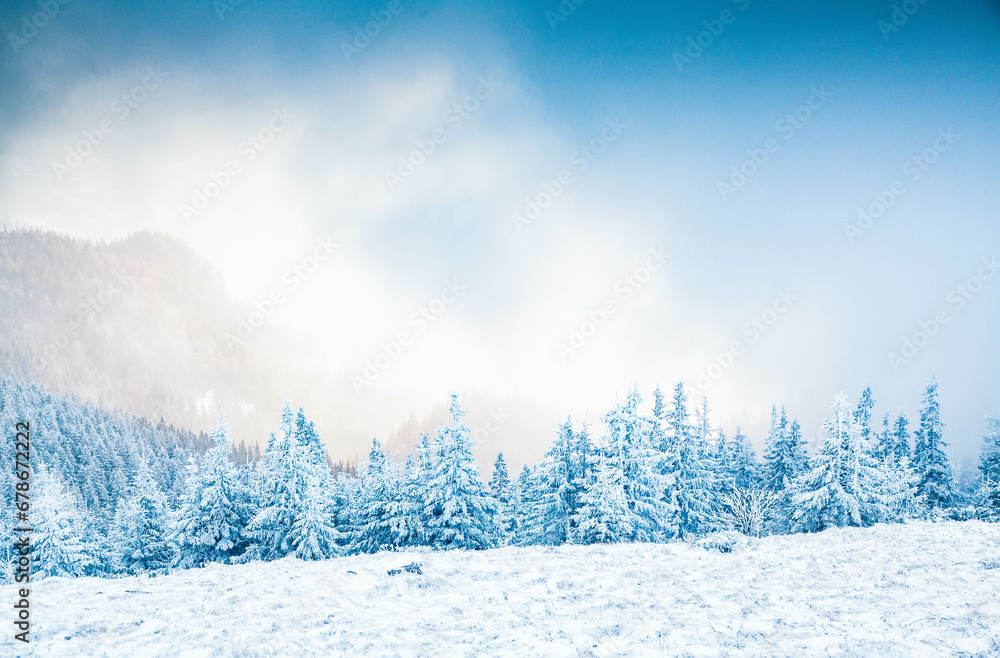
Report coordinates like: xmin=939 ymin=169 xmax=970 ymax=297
xmin=0 ymin=373 xmax=210 ymax=573
xmin=0 ymin=228 xmax=352 ymax=451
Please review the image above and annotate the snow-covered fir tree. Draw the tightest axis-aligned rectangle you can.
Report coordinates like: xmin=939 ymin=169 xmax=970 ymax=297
xmin=489 ymin=452 xmax=515 ymax=546
xmin=571 ymin=453 xmax=634 ymax=544
xmin=387 ymin=452 xmax=428 ymax=548
xmin=508 ymin=465 xmax=531 ymax=544
xmin=521 ymin=418 xmax=585 ymax=545
xmin=422 ymin=395 xmax=498 ymax=550
xmin=239 ymin=404 xmax=300 ymax=562
xmin=394 ymin=440 xmax=435 ymax=547
xmin=353 ymin=439 xmax=424 ymax=553
xmin=792 ymin=393 xmax=889 ymax=532
xmin=878 ymin=454 xmax=921 ymax=523
xmin=598 ymin=387 xmax=672 ymax=542
xmin=853 ymin=387 xmax=876 ymax=448
xmin=489 ymin=452 xmax=511 ymax=500
xmin=723 ymin=426 xmax=757 ymax=489
xmin=762 ymin=408 xmax=808 ymax=494
xmin=887 ymin=413 xmax=912 ymax=467
xmin=660 ymin=383 xmax=712 ymax=539
xmin=351 ymin=438 xmax=403 ymax=553
xmin=291 ymin=468 xmax=342 ymax=560
xmin=32 ymin=467 xmax=99 ymax=579
xmin=912 ymin=378 xmax=954 ymax=510
xmin=169 ymin=414 xmax=250 ymax=568
xmin=976 ymin=416 xmax=1000 ymax=520
xmin=288 ymin=413 xmax=341 ymax=560
xmin=873 ymin=415 xmax=920 ymax=523
xmin=111 ymin=460 xmax=172 ymax=575
xmin=239 ymin=405 xmax=339 ymax=560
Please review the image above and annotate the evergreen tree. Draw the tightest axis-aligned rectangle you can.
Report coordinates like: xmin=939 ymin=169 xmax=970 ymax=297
xmin=888 ymin=413 xmax=912 ymax=466
xmin=294 ymin=407 xmax=328 ymax=469
xmin=382 ymin=453 xmax=426 ymax=549
xmin=976 ymin=416 xmax=1000 ymax=520
xmin=598 ymin=387 xmax=671 ymax=541
xmin=762 ymin=408 xmax=808 ymax=493
xmin=521 ymin=419 xmax=583 ymax=545
xmin=572 ymin=453 xmax=634 ymax=544
xmin=422 ymin=395 xmax=497 ymax=550
xmin=509 ymin=465 xmax=531 ymax=544
xmin=873 ymin=414 xmax=889 ymax=462
xmin=351 ymin=439 xmax=411 ymax=553
xmin=291 ymin=468 xmax=342 ymax=560
xmin=693 ymin=396 xmax=714 ymax=458
xmin=652 ymin=383 xmax=666 ymax=423
xmin=853 ymin=387 xmax=875 ymax=448
xmin=169 ymin=414 xmax=250 ymax=568
xmin=761 ymin=407 xmax=809 ymax=532
xmin=239 ymin=404 xmax=303 ymax=561
xmin=489 ymin=453 xmax=514 ymax=545
xmin=726 ymin=426 xmax=757 ymax=488
xmin=878 ymin=454 xmax=921 ymax=522
xmin=693 ymin=396 xmax=724 ymax=499
xmin=792 ymin=393 xmax=889 ymax=532
xmin=912 ymin=378 xmax=954 ymax=510
xmin=330 ymin=472 xmax=359 ymax=548
xmin=112 ymin=461 xmax=172 ymax=574
xmin=237 ymin=404 xmax=338 ymax=560
xmin=33 ymin=468 xmax=98 ymax=578
xmin=873 ymin=413 xmax=920 ymax=522
xmin=489 ymin=452 xmax=511 ymax=499
xmin=660 ymin=382 xmax=711 ymax=539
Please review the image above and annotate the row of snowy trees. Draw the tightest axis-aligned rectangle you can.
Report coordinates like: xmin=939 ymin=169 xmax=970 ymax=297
xmin=6 ymin=376 xmax=1000 ymax=580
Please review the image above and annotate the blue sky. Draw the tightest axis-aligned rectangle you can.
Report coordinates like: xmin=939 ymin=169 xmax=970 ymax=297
xmin=1 ymin=0 xmax=998 ymax=458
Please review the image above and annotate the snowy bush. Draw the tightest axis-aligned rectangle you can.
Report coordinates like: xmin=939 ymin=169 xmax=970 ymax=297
xmin=714 ymin=484 xmax=779 ymax=537
xmin=695 ymin=530 xmax=745 ymax=553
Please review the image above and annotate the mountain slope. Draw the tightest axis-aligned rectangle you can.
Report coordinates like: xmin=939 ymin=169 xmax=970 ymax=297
xmin=0 ymin=228 xmax=354 ymax=452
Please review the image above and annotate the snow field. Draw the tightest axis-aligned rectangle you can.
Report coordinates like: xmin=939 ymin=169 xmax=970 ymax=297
xmin=4 ymin=520 xmax=999 ymax=657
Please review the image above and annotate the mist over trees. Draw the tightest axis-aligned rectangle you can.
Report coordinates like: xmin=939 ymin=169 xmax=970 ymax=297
xmin=0 ymin=228 xmax=359 ymax=453
xmin=3 ymin=371 xmax=996 ymax=582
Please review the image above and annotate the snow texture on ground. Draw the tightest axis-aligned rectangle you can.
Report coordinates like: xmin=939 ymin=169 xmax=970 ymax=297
xmin=4 ymin=521 xmax=1000 ymax=657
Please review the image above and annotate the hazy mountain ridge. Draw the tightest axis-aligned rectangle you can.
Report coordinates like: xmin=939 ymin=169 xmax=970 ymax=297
xmin=0 ymin=228 xmax=352 ymax=451
xmin=0 ymin=228 xmax=554 ymax=465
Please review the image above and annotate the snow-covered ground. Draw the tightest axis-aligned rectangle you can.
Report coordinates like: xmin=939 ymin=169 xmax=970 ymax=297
xmin=6 ymin=521 xmax=1000 ymax=657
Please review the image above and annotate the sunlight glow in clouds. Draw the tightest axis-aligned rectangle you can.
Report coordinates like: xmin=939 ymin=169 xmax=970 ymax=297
xmin=1 ymin=0 xmax=997 ymax=457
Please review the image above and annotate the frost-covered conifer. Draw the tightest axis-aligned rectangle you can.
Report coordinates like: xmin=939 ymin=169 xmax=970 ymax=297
xmin=489 ymin=453 xmax=515 ymax=546
xmin=521 ymin=419 xmax=584 ymax=545
xmin=793 ymin=393 xmax=890 ymax=531
xmin=169 ymin=414 xmax=250 ymax=567
xmin=572 ymin=453 xmax=634 ymax=544
xmin=660 ymin=383 xmax=711 ymax=539
xmin=598 ymin=387 xmax=671 ymax=541
xmin=33 ymin=468 xmax=98 ymax=578
xmin=888 ymin=413 xmax=912 ymax=466
xmin=112 ymin=461 xmax=172 ymax=574
xmin=422 ymin=395 xmax=497 ymax=550
xmin=912 ymin=378 xmax=954 ymax=510
xmin=975 ymin=416 xmax=1000 ymax=520
xmin=291 ymin=468 xmax=342 ymax=560
xmin=239 ymin=404 xmax=302 ymax=561
xmin=352 ymin=439 xmax=412 ymax=553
